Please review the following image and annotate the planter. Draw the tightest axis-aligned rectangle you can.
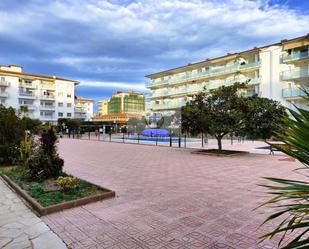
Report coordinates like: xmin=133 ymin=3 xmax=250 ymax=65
xmin=191 ymin=149 xmax=249 ymax=157
xmin=1 ymin=174 xmax=115 ymax=216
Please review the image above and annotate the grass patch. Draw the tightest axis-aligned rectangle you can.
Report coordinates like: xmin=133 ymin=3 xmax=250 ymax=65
xmin=203 ymin=149 xmax=242 ymax=155
xmin=4 ymin=167 xmax=105 ymax=207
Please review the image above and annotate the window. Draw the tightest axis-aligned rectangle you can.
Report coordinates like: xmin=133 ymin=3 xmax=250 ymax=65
xmin=1 ymin=76 xmax=5 ymax=81
xmin=58 ymin=112 xmax=63 ymax=117
xmin=67 ymin=103 xmax=72 ymax=107
xmin=24 ymin=80 xmax=32 ymax=84
xmin=67 ymin=94 xmax=72 ymax=98
xmin=67 ymin=113 xmax=71 ymax=117
xmin=58 ymin=92 xmax=63 ymax=97
xmin=58 ymin=102 xmax=63 ymax=107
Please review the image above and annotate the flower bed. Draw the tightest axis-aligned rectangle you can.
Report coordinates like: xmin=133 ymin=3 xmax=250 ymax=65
xmin=191 ymin=149 xmax=249 ymax=157
xmin=1 ymin=168 xmax=115 ymax=216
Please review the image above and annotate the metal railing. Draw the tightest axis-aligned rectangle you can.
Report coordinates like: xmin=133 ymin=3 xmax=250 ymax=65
xmin=19 ymin=92 xmax=36 ymax=98
xmin=0 ymin=80 xmax=10 ymax=87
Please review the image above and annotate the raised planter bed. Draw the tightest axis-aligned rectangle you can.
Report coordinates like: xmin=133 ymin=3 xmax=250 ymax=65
xmin=191 ymin=149 xmax=249 ymax=157
xmin=1 ymin=173 xmax=115 ymax=216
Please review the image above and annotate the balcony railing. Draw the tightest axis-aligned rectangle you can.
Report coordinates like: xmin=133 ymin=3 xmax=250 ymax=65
xmin=281 ymin=69 xmax=309 ymax=81
xmin=150 ymin=77 xmax=261 ymax=99
xmin=0 ymin=92 xmax=9 ymax=98
xmin=0 ymin=80 xmax=10 ymax=87
xmin=150 ymin=101 xmax=186 ymax=110
xmin=146 ymin=61 xmax=261 ymax=88
xmin=19 ymin=92 xmax=36 ymax=98
xmin=40 ymin=94 xmax=55 ymax=100
xmin=41 ymin=84 xmax=56 ymax=90
xmin=282 ymin=51 xmax=309 ymax=63
xmin=19 ymin=83 xmax=36 ymax=89
xmin=40 ymin=105 xmax=55 ymax=110
xmin=21 ymin=104 xmax=37 ymax=110
xmin=282 ymin=87 xmax=308 ymax=98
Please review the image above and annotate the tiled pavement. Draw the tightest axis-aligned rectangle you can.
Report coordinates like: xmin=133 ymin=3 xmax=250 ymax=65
xmin=0 ymin=178 xmax=67 ymax=249
xmin=43 ymin=139 xmax=304 ymax=249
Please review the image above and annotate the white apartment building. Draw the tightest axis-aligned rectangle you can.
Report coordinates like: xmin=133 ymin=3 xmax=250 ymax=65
xmin=0 ymin=65 xmax=79 ymax=122
xmin=74 ymin=96 xmax=94 ymax=121
xmin=146 ymin=34 xmax=309 ymax=115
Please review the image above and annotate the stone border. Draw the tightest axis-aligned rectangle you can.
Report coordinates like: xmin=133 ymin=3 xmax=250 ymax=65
xmin=191 ymin=149 xmax=249 ymax=157
xmin=1 ymin=174 xmax=115 ymax=216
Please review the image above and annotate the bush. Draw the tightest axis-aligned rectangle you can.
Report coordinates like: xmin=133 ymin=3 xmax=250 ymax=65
xmin=0 ymin=105 xmax=24 ymax=165
xmin=56 ymin=176 xmax=79 ymax=192
xmin=26 ymin=128 xmax=64 ymax=180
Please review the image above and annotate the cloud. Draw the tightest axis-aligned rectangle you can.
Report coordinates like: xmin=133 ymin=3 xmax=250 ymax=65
xmin=0 ymin=0 xmax=308 ymax=100
xmin=79 ymin=80 xmax=147 ymax=91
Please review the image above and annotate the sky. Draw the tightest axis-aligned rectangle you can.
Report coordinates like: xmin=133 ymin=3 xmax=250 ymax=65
xmin=0 ymin=0 xmax=309 ymax=110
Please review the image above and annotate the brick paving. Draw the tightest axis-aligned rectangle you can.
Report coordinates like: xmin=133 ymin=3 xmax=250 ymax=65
xmin=43 ymin=139 xmax=303 ymax=249
xmin=0 ymin=178 xmax=67 ymax=249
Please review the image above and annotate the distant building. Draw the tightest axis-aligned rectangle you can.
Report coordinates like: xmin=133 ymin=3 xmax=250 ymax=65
xmin=146 ymin=34 xmax=309 ymax=115
xmin=74 ymin=96 xmax=94 ymax=121
xmin=108 ymin=91 xmax=145 ymax=114
xmin=0 ymin=64 xmax=78 ymax=122
xmin=92 ymin=91 xmax=145 ymax=131
xmin=97 ymin=99 xmax=108 ymax=115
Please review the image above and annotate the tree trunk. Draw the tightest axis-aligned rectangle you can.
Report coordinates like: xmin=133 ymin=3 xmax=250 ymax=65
xmin=217 ymin=137 xmax=222 ymax=151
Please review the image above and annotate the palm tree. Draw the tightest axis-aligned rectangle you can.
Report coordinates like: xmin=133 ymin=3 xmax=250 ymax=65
xmin=259 ymin=92 xmax=309 ymax=248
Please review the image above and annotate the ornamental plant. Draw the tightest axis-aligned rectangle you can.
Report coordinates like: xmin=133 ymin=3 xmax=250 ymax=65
xmin=258 ymin=91 xmax=309 ymax=248
xmin=56 ymin=176 xmax=79 ymax=192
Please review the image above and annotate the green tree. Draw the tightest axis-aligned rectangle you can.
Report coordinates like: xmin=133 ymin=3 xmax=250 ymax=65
xmin=181 ymin=83 xmax=286 ymax=150
xmin=182 ymin=83 xmax=248 ymax=150
xmin=0 ymin=105 xmax=24 ymax=165
xmin=243 ymin=95 xmax=287 ymax=139
xmin=258 ymin=94 xmax=309 ymax=248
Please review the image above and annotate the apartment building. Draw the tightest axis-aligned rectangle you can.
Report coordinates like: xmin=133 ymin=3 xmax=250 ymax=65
xmin=146 ymin=34 xmax=309 ymax=115
xmin=97 ymin=100 xmax=108 ymax=115
xmin=74 ymin=96 xmax=94 ymax=121
xmin=0 ymin=65 xmax=79 ymax=122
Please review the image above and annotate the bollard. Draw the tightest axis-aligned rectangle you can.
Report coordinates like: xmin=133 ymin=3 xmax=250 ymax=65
xmin=137 ymin=134 xmax=140 ymax=144
xmin=184 ymin=134 xmax=187 ymax=148
xmin=109 ymin=133 xmax=111 ymax=142
xmin=88 ymin=131 xmax=90 ymax=140
xmin=178 ymin=136 xmax=181 ymax=148
xmin=201 ymin=133 xmax=204 ymax=148
xmin=170 ymin=136 xmax=172 ymax=147
xmin=156 ymin=136 xmax=158 ymax=146
xmin=123 ymin=133 xmax=125 ymax=143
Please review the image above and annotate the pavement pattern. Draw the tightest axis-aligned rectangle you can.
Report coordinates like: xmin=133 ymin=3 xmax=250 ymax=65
xmin=0 ymin=178 xmax=67 ymax=249
xmin=43 ymin=139 xmax=304 ymax=249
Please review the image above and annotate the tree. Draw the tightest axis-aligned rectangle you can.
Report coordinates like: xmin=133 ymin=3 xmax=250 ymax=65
xmin=258 ymin=93 xmax=309 ymax=248
xmin=182 ymin=83 xmax=248 ymax=150
xmin=0 ymin=105 xmax=24 ymax=164
xmin=243 ymin=95 xmax=287 ymax=139
xmin=181 ymin=83 xmax=286 ymax=150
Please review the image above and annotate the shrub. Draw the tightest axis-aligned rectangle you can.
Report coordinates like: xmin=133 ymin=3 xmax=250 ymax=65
xmin=56 ymin=176 xmax=79 ymax=192
xmin=0 ymin=105 xmax=24 ymax=165
xmin=20 ymin=132 xmax=32 ymax=167
xmin=26 ymin=128 xmax=64 ymax=180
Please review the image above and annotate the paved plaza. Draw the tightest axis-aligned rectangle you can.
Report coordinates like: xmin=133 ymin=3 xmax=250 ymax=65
xmin=0 ymin=178 xmax=67 ymax=249
xmin=40 ymin=139 xmax=303 ymax=249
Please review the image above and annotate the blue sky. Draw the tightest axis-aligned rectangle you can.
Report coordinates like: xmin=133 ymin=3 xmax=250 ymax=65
xmin=0 ymin=0 xmax=308 ymax=109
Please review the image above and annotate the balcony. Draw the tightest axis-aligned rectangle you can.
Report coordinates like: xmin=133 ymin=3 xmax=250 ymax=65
xmin=0 ymin=80 xmax=10 ymax=87
xmin=150 ymin=100 xmax=186 ymax=110
xmin=19 ymin=92 xmax=36 ymax=99
xmin=19 ymin=82 xmax=36 ymax=89
xmin=75 ymin=113 xmax=87 ymax=119
xmin=282 ymin=51 xmax=309 ymax=63
xmin=281 ymin=69 xmax=309 ymax=82
xmin=146 ymin=61 xmax=261 ymax=88
xmin=40 ymin=105 xmax=55 ymax=111
xmin=74 ymin=107 xmax=87 ymax=114
xmin=40 ymin=115 xmax=55 ymax=121
xmin=21 ymin=104 xmax=37 ymax=111
xmin=40 ymin=94 xmax=55 ymax=100
xmin=282 ymin=87 xmax=308 ymax=99
xmin=150 ymin=77 xmax=261 ymax=99
xmin=41 ymin=84 xmax=55 ymax=90
xmin=0 ymin=92 xmax=9 ymax=98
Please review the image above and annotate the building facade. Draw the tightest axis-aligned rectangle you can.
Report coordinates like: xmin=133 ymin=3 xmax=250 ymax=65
xmin=74 ymin=97 xmax=94 ymax=121
xmin=97 ymin=100 xmax=108 ymax=116
xmin=0 ymin=65 xmax=79 ymax=122
xmin=146 ymin=35 xmax=309 ymax=115
xmin=108 ymin=91 xmax=145 ymax=114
